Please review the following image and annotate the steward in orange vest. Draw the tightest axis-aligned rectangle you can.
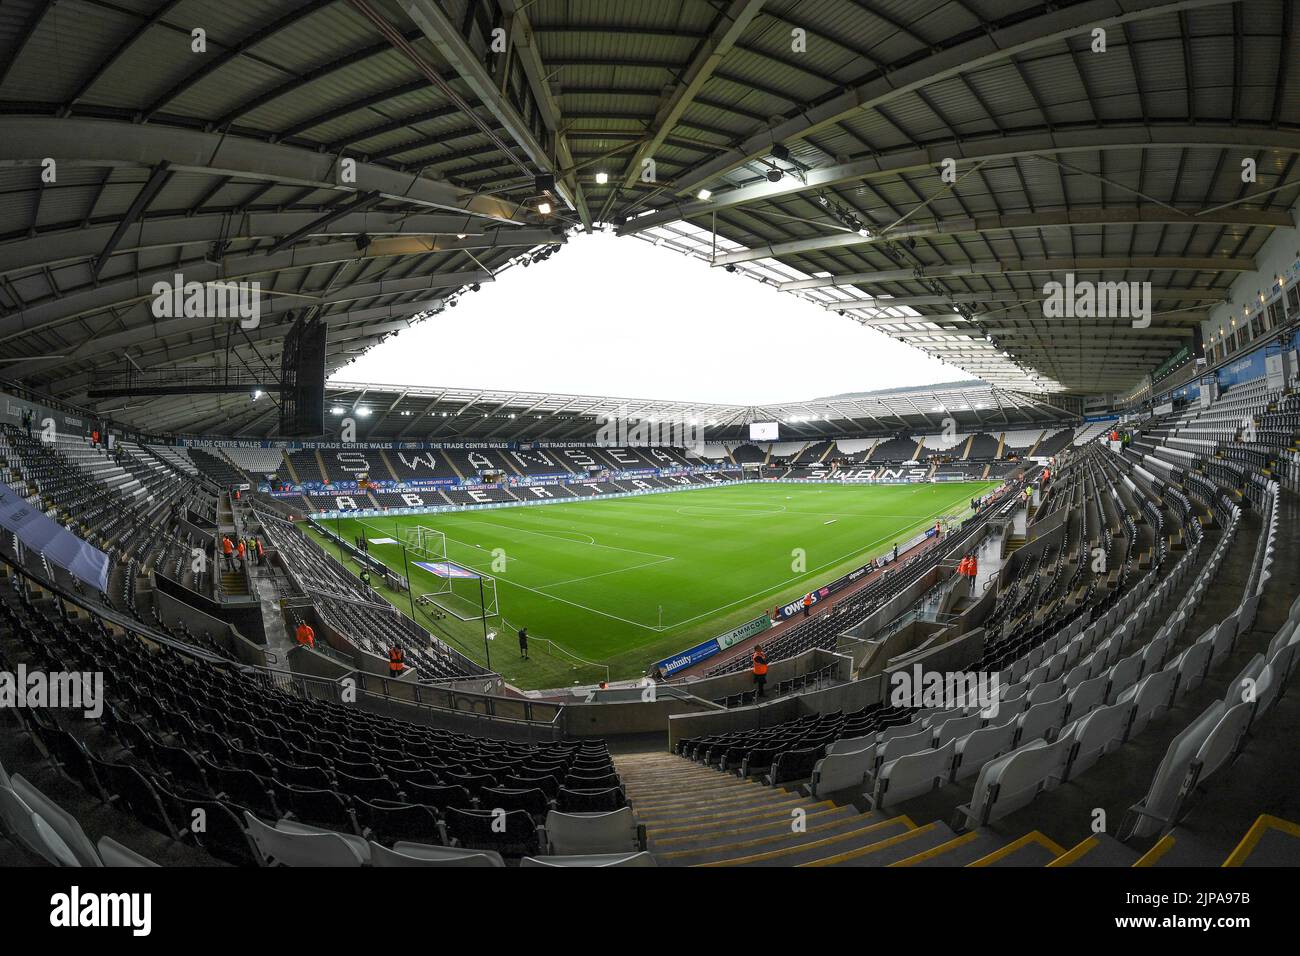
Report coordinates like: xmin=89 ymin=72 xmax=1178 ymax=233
xmin=295 ymin=622 xmax=315 ymax=648
xmin=388 ymin=645 xmax=406 ymax=677
xmin=752 ymin=645 xmax=769 ymax=697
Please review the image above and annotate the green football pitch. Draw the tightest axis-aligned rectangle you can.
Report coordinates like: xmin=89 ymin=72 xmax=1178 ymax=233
xmin=307 ymin=480 xmax=999 ymax=689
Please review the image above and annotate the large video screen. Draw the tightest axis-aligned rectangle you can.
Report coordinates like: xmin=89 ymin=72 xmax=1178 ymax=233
xmin=749 ymin=422 xmax=779 ymax=441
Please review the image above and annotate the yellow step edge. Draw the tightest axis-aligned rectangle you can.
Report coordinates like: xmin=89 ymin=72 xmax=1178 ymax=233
xmin=622 ymin=779 xmax=746 ymax=789
xmin=637 ymin=795 xmax=809 ymax=825
xmin=646 ymin=800 xmax=840 ymax=835
xmin=653 ymin=805 xmax=858 ymax=846
xmin=1046 ymin=835 xmax=1099 ymax=867
xmin=1133 ymin=833 xmax=1176 ymax=867
xmin=630 ymin=786 xmax=782 ymax=811
xmin=695 ymin=816 xmax=912 ymax=867
xmin=623 ymin=780 xmax=746 ymax=790
xmin=661 ymin=811 xmax=876 ymax=860
xmin=626 ymin=787 xmax=757 ymax=803
xmin=1222 ymin=814 xmax=1300 ymax=867
xmin=888 ymin=829 xmax=982 ymax=867
xmin=632 ymin=792 xmax=778 ymax=814
xmin=799 ymin=820 xmax=937 ymax=867
xmin=967 ymin=831 xmax=1068 ymax=867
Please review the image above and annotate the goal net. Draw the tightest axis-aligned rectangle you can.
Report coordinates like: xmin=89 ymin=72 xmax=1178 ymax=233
xmin=403 ymin=526 xmax=500 ymax=621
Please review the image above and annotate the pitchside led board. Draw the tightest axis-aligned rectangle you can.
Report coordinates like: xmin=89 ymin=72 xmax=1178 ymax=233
xmin=749 ymin=422 xmax=779 ymax=441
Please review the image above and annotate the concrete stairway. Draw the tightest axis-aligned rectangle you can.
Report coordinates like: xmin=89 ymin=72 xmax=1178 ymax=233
xmin=615 ymin=751 xmax=955 ymax=866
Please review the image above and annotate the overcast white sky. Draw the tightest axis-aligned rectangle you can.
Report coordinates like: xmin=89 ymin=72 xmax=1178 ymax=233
xmin=333 ymin=231 xmax=963 ymax=405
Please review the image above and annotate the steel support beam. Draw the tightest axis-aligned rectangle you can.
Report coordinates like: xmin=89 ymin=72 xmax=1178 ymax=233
xmin=645 ymin=0 xmax=1246 ymax=204
xmin=0 ymin=211 xmax=502 ymax=278
xmin=619 ymin=124 xmax=1300 ymax=234
xmin=0 ymin=117 xmax=522 ymax=222
xmin=711 ymin=207 xmax=1290 ymax=266
xmin=777 ymin=257 xmax=1257 ymax=291
xmin=401 ymin=0 xmax=580 ymax=219
xmin=499 ymin=0 xmax=592 ymax=228
xmin=614 ymin=0 xmax=766 ymax=196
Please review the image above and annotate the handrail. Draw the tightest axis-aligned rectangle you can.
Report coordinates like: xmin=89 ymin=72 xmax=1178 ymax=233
xmin=3 ymin=535 xmax=563 ymax=737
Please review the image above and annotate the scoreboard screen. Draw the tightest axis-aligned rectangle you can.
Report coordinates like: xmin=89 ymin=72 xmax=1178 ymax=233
xmin=749 ymin=422 xmax=779 ymax=441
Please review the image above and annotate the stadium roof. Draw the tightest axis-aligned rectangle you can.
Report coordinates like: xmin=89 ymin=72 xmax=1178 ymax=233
xmin=231 ymin=378 xmax=1074 ymax=442
xmin=0 ymin=0 xmax=1296 ymax=437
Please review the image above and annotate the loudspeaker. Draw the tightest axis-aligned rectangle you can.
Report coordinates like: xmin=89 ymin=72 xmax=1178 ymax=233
xmin=279 ymin=317 xmax=326 ymax=437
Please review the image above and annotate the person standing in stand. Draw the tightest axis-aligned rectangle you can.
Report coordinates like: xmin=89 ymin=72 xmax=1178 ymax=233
xmin=751 ymin=645 xmax=769 ymax=698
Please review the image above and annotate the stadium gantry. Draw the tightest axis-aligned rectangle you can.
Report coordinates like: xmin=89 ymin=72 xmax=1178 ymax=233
xmin=0 ymin=0 xmax=1297 ymax=903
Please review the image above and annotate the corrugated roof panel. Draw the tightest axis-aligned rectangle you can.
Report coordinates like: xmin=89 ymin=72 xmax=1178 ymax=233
xmin=1 ymin=1 xmax=144 ymax=104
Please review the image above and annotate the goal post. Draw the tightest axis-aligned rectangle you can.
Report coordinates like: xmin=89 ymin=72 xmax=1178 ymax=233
xmin=401 ymin=527 xmax=500 ymax=621
xmin=401 ymin=525 xmax=446 ymax=560
xmin=413 ymin=564 xmax=499 ymax=621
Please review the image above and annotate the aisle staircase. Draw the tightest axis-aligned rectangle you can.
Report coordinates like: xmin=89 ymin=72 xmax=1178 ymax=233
xmin=220 ymin=568 xmax=249 ymax=597
xmin=615 ymin=752 xmax=956 ymax=866
xmin=1002 ymin=533 xmax=1027 ymax=559
xmin=618 ymin=748 xmax=1300 ymax=867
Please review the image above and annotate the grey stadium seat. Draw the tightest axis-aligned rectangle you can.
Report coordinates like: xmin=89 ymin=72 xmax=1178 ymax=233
xmin=371 ymin=841 xmax=505 ymax=867
xmin=520 ymin=851 xmax=656 ymax=867
xmin=97 ymin=836 xmax=161 ymax=867
xmin=243 ymin=812 xmax=366 ymax=866
xmin=545 ymin=807 xmax=644 ymax=856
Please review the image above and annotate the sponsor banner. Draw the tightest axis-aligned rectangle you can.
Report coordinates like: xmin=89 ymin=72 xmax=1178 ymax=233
xmin=180 ymin=439 xmax=516 ymax=450
xmin=0 ymin=480 xmax=109 ymax=592
xmin=1265 ymin=341 xmax=1286 ymax=392
xmin=772 ymin=529 xmax=937 ymax=621
xmin=1 ymin=393 xmax=88 ymax=436
xmin=654 ymin=614 xmax=772 ymax=676
xmin=263 ymin=466 xmax=741 ymax=498
xmin=413 ymin=561 xmax=480 ymax=580
xmin=1217 ymin=348 xmax=1268 ymax=389
xmin=258 ymin=477 xmax=457 ymax=495
xmin=655 ymin=640 xmax=720 ymax=677
xmin=1152 ymin=343 xmax=1193 ymax=383
xmin=776 ymin=587 xmax=825 ymax=621
xmin=715 ymin=614 xmax=773 ymax=651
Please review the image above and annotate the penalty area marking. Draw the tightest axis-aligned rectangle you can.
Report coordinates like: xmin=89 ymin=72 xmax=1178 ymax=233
xmin=354 ymin=517 xmax=668 ymax=631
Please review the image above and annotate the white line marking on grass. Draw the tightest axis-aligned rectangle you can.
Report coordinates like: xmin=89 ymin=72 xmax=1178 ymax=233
xmin=356 ymin=517 xmax=666 ymax=631
xmin=672 ymin=504 xmax=788 ymax=518
xmin=355 ymin=483 xmax=988 ymax=637
xmin=539 ymin=555 xmax=676 ymax=591
xmin=454 ymin=517 xmax=673 ymax=560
